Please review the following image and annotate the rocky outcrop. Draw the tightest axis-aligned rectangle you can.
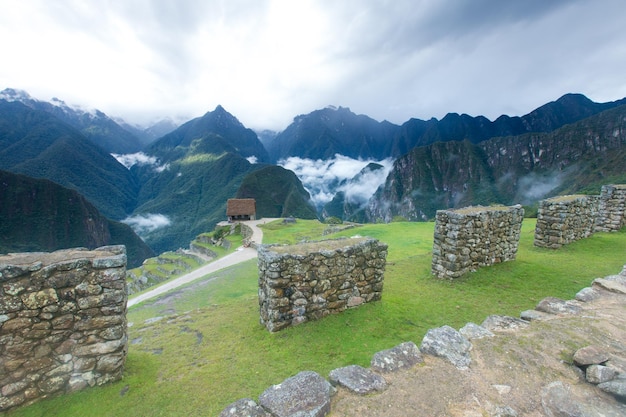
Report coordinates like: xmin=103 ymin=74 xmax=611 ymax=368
xmin=0 ymin=246 xmax=128 ymax=412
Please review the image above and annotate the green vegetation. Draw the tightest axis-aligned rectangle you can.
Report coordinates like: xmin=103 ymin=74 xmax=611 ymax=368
xmin=8 ymin=219 xmax=626 ymax=417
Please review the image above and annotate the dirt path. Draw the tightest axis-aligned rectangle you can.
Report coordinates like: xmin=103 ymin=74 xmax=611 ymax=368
xmin=127 ymin=219 xmax=275 ymax=308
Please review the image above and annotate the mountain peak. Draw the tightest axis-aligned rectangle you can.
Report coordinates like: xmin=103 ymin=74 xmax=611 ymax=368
xmin=0 ymin=88 xmax=33 ymax=102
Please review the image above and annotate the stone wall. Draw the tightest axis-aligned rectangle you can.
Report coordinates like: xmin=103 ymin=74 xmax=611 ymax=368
xmin=0 ymin=246 xmax=128 ymax=412
xmin=534 ymin=195 xmax=599 ymax=248
xmin=258 ymin=237 xmax=387 ymax=332
xmin=596 ymin=184 xmax=626 ymax=232
xmin=533 ymin=184 xmax=626 ymax=248
xmin=432 ymin=205 xmax=524 ymax=279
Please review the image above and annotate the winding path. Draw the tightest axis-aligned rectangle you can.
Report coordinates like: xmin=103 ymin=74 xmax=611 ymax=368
xmin=127 ymin=219 xmax=275 ymax=308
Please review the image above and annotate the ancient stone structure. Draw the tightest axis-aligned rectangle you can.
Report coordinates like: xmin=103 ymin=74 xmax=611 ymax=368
xmin=0 ymin=246 xmax=128 ymax=412
xmin=257 ymin=237 xmax=387 ymax=332
xmin=534 ymin=195 xmax=599 ymax=248
xmin=534 ymin=184 xmax=626 ymax=248
xmin=431 ymin=205 xmax=524 ymax=279
xmin=596 ymin=184 xmax=626 ymax=232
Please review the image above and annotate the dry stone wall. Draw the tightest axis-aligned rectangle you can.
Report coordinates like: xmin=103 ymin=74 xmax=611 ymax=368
xmin=534 ymin=184 xmax=626 ymax=248
xmin=432 ymin=205 xmax=524 ymax=279
xmin=596 ymin=184 xmax=626 ymax=232
xmin=534 ymin=195 xmax=599 ymax=248
xmin=0 ymin=246 xmax=128 ymax=412
xmin=258 ymin=237 xmax=387 ymax=332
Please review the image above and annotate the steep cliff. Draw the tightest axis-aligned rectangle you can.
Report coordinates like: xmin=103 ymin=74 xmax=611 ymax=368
xmin=368 ymin=104 xmax=626 ymax=221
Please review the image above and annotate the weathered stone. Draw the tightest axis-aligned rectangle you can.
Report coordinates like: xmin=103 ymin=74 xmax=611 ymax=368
xmin=20 ymin=288 xmax=59 ymax=309
xmin=92 ymin=254 xmax=127 ymax=269
xmin=535 ymin=297 xmax=582 ymax=315
xmin=459 ymin=322 xmax=494 ymax=339
xmin=420 ymin=325 xmax=472 ymax=369
xmin=371 ymin=341 xmax=423 ymax=372
xmin=218 ymin=398 xmax=272 ymax=417
xmin=598 ymin=379 xmax=626 ymax=402
xmin=328 ymin=365 xmax=387 ymax=394
xmin=73 ymin=337 xmax=126 ymax=356
xmin=258 ymin=371 xmax=335 ymax=417
xmin=481 ymin=315 xmax=529 ymax=332
xmin=520 ymin=309 xmax=554 ymax=321
xmin=586 ymin=364 xmax=617 ymax=384
xmin=541 ymin=381 xmax=584 ymax=417
xmin=593 ymin=278 xmax=626 ymax=294
xmin=573 ymin=345 xmax=610 ymax=366
xmin=575 ymin=287 xmax=601 ymax=302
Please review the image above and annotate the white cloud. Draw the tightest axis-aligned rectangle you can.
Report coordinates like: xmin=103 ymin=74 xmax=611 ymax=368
xmin=246 ymin=156 xmax=258 ymax=164
xmin=279 ymin=154 xmax=393 ymax=210
xmin=112 ymin=152 xmax=168 ymax=172
xmin=121 ymin=213 xmax=171 ymax=236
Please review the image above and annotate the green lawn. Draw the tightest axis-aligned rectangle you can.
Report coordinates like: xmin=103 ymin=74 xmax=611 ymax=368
xmin=7 ymin=219 xmax=625 ymax=417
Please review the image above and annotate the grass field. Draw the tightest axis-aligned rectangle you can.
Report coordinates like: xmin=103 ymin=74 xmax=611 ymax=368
xmin=7 ymin=219 xmax=625 ymax=417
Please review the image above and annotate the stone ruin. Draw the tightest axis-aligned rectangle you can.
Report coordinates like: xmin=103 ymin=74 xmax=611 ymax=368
xmin=0 ymin=246 xmax=128 ymax=412
xmin=257 ymin=237 xmax=387 ymax=332
xmin=534 ymin=184 xmax=626 ymax=248
xmin=431 ymin=205 xmax=524 ymax=279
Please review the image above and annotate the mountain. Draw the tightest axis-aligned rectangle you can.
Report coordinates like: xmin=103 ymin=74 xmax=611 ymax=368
xmin=322 ymin=162 xmax=386 ymax=222
xmin=235 ymin=165 xmax=318 ymax=219
xmin=115 ymin=118 xmax=178 ymax=147
xmin=0 ymin=170 xmax=153 ymax=268
xmin=266 ymin=106 xmax=398 ymax=162
xmin=367 ymin=104 xmax=626 ymax=222
xmin=147 ymin=105 xmax=270 ymax=163
xmin=0 ymin=88 xmax=145 ymax=154
xmin=0 ymin=100 xmax=140 ymax=219
xmin=267 ymin=94 xmax=626 ymax=162
xmin=130 ymin=106 xmax=273 ymax=253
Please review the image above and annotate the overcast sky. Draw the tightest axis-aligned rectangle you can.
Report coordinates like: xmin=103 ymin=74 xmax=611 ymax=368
xmin=1 ymin=0 xmax=625 ymax=131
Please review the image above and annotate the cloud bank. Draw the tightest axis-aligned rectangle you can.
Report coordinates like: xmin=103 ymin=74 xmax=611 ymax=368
xmin=122 ymin=213 xmax=171 ymax=237
xmin=279 ymin=154 xmax=394 ymax=210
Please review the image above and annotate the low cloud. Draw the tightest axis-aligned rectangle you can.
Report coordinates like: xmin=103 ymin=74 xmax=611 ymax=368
xmin=112 ymin=152 xmax=168 ymax=172
xmin=279 ymin=154 xmax=394 ymax=210
xmin=122 ymin=213 xmax=171 ymax=236
xmin=246 ymin=156 xmax=258 ymax=164
xmin=515 ymin=171 xmax=565 ymax=204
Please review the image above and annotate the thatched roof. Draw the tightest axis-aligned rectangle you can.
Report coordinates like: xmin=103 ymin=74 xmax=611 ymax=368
xmin=226 ymin=198 xmax=256 ymax=216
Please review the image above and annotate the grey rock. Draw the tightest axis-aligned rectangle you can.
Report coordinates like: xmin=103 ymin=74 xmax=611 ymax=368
xmin=493 ymin=405 xmax=518 ymax=417
xmin=593 ymin=278 xmax=626 ymax=295
xmin=420 ymin=325 xmax=472 ymax=369
xmin=598 ymin=379 xmax=626 ymax=402
xmin=481 ymin=315 xmax=529 ymax=332
xmin=604 ymin=273 xmax=626 ymax=285
xmin=586 ymin=364 xmax=617 ymax=384
xmin=573 ymin=345 xmax=609 ymax=366
xmin=328 ymin=365 xmax=387 ymax=394
xmin=219 ymin=398 xmax=271 ymax=417
xmin=520 ymin=309 xmax=553 ymax=321
xmin=541 ymin=381 xmax=584 ymax=417
xmin=459 ymin=322 xmax=494 ymax=339
xmin=371 ymin=341 xmax=423 ymax=372
xmin=575 ymin=287 xmax=601 ymax=302
xmin=535 ymin=297 xmax=582 ymax=315
xmin=258 ymin=371 xmax=335 ymax=417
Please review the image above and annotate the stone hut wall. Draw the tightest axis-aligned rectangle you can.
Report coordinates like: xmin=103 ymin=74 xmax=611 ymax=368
xmin=432 ymin=205 xmax=524 ymax=279
xmin=258 ymin=238 xmax=387 ymax=332
xmin=534 ymin=195 xmax=599 ymax=249
xmin=595 ymin=184 xmax=626 ymax=232
xmin=0 ymin=246 xmax=128 ymax=412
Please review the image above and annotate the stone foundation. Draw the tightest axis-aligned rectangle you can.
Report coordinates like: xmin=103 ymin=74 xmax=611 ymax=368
xmin=258 ymin=238 xmax=387 ymax=332
xmin=534 ymin=195 xmax=599 ymax=248
xmin=0 ymin=246 xmax=128 ymax=412
xmin=432 ymin=205 xmax=524 ymax=279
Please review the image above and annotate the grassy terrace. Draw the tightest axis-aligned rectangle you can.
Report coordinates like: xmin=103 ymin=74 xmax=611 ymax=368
xmin=8 ymin=219 xmax=625 ymax=417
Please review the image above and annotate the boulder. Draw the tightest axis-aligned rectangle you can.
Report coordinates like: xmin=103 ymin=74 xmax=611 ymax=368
xmin=573 ymin=346 xmax=609 ymax=366
xmin=258 ymin=371 xmax=335 ymax=417
xmin=219 ymin=398 xmax=271 ymax=417
xmin=328 ymin=365 xmax=387 ymax=394
xmin=535 ymin=297 xmax=582 ymax=315
xmin=541 ymin=381 xmax=584 ymax=417
xmin=481 ymin=315 xmax=529 ymax=332
xmin=459 ymin=322 xmax=494 ymax=340
xmin=598 ymin=379 xmax=626 ymax=402
xmin=419 ymin=325 xmax=472 ymax=369
xmin=370 ymin=341 xmax=423 ymax=372
xmin=586 ymin=365 xmax=617 ymax=384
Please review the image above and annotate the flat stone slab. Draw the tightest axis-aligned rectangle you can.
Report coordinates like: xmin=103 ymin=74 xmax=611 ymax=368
xmin=481 ymin=315 xmax=530 ymax=332
xmin=328 ymin=365 xmax=387 ymax=394
xmin=459 ymin=322 xmax=494 ymax=340
xmin=575 ymin=287 xmax=601 ymax=302
xmin=535 ymin=297 xmax=582 ymax=315
xmin=593 ymin=278 xmax=626 ymax=295
xmin=419 ymin=325 xmax=471 ymax=369
xmin=258 ymin=371 xmax=335 ymax=417
xmin=370 ymin=341 xmax=423 ymax=372
xmin=573 ymin=345 xmax=610 ymax=366
xmin=520 ymin=309 xmax=554 ymax=321
xmin=219 ymin=398 xmax=271 ymax=417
